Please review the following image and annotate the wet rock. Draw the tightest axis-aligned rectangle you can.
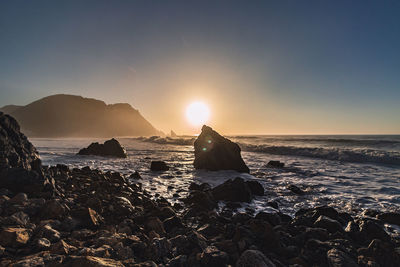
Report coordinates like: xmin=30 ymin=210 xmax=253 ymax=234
xmin=200 ymin=245 xmax=228 ymax=267
xmin=150 ymin=161 xmax=169 ymax=171
xmin=377 ymin=212 xmax=400 ymax=226
xmin=236 ymin=249 xmax=276 ymax=267
xmin=72 ymin=207 xmax=103 ymax=229
xmin=36 ymin=224 xmax=61 ymax=242
xmin=314 ymin=215 xmax=343 ymax=233
xmin=149 ymin=237 xmax=172 ymax=261
xmin=266 ymin=160 xmax=284 ymax=168
xmin=77 ymin=138 xmax=127 ymax=158
xmin=146 ymin=217 xmax=165 ymax=235
xmin=35 ymin=238 xmax=51 ymax=250
xmin=183 ymin=190 xmax=217 ymax=210
xmin=39 ymin=199 xmax=66 ymax=219
xmin=245 ymin=180 xmax=264 ymax=196
xmin=63 ymin=256 xmax=124 ymax=267
xmin=194 ymin=125 xmax=249 ymax=173
xmin=114 ymin=196 xmax=134 ymax=216
xmin=163 ymin=216 xmax=183 ymax=232
xmin=129 ymin=171 xmax=142 ymax=180
xmin=327 ymin=248 xmax=358 ymax=267
xmin=255 ymin=212 xmax=281 ymax=226
xmin=114 ymin=242 xmax=134 ymax=260
xmin=358 ymin=239 xmax=400 ymax=267
xmin=212 ymin=177 xmax=253 ymax=203
xmin=287 ymin=184 xmax=305 ymax=195
xmin=9 ymin=192 xmax=28 ymax=204
xmin=0 ymin=227 xmax=30 ymax=248
xmin=50 ymin=240 xmax=77 ymax=255
xmin=359 ymin=219 xmax=391 ymax=243
xmin=8 ymin=211 xmax=30 ymax=226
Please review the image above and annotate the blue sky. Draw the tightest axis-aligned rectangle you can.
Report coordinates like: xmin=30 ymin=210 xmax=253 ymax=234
xmin=1 ymin=0 xmax=399 ymax=134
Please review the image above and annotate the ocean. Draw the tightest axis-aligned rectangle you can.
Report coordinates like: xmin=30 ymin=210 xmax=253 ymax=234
xmin=31 ymin=135 xmax=400 ymax=217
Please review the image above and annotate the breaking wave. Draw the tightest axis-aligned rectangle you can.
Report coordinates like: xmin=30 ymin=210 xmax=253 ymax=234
xmin=240 ymin=144 xmax=400 ymax=166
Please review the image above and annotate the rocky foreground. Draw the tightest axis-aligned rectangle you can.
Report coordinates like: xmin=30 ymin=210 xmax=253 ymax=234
xmin=1 ymin=113 xmax=400 ymax=266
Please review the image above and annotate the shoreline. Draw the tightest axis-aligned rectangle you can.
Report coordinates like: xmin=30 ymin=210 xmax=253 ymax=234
xmin=1 ymin=164 xmax=400 ymax=266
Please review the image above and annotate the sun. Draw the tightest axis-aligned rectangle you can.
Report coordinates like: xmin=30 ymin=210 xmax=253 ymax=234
xmin=186 ymin=101 xmax=210 ymax=126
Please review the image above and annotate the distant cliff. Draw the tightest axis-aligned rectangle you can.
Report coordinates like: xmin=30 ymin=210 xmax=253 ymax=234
xmin=0 ymin=94 xmax=161 ymax=137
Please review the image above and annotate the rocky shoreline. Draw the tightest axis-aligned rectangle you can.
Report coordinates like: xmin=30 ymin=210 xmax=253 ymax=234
xmin=1 ymin=112 xmax=400 ymax=266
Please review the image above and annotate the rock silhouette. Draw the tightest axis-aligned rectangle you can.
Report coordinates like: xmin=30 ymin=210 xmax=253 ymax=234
xmin=78 ymin=138 xmax=127 ymax=158
xmin=194 ymin=125 xmax=249 ymax=173
xmin=0 ymin=112 xmax=51 ymax=195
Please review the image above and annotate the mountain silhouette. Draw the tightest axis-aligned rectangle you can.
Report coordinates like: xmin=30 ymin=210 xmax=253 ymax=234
xmin=0 ymin=94 xmax=160 ymax=137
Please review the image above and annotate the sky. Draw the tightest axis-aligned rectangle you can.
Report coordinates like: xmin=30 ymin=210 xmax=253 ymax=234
xmin=0 ymin=0 xmax=399 ymax=135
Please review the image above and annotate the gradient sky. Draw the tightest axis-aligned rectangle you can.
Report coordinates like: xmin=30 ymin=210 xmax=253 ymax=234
xmin=1 ymin=0 xmax=399 ymax=134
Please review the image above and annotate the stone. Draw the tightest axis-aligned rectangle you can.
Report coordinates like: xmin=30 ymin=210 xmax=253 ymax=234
xmin=163 ymin=216 xmax=183 ymax=232
xmin=327 ymin=248 xmax=358 ymax=267
xmin=146 ymin=217 xmax=165 ymax=235
xmin=314 ymin=215 xmax=343 ymax=233
xmin=63 ymin=256 xmax=124 ymax=267
xmin=50 ymin=240 xmax=77 ymax=255
xmin=149 ymin=237 xmax=172 ymax=261
xmin=0 ymin=112 xmax=49 ymax=195
xmin=72 ymin=207 xmax=103 ymax=229
xmin=9 ymin=192 xmax=28 ymax=204
xmin=36 ymin=224 xmax=61 ymax=242
xmin=150 ymin=161 xmax=169 ymax=171
xmin=0 ymin=227 xmax=30 ymax=248
xmin=200 ymin=246 xmax=228 ymax=267
xmin=266 ymin=161 xmax=284 ymax=168
xmin=236 ymin=249 xmax=276 ymax=267
xmin=77 ymin=138 xmax=127 ymax=158
xmin=245 ymin=180 xmax=264 ymax=196
xmin=183 ymin=190 xmax=217 ymax=210
xmin=39 ymin=199 xmax=66 ymax=219
xmin=35 ymin=238 xmax=51 ymax=250
xmin=287 ymin=184 xmax=305 ymax=195
xmin=377 ymin=212 xmax=400 ymax=226
xmin=359 ymin=219 xmax=391 ymax=243
xmin=194 ymin=125 xmax=249 ymax=173
xmin=212 ymin=177 xmax=253 ymax=203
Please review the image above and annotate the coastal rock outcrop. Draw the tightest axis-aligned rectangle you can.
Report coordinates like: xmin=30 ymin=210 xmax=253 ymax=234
xmin=77 ymin=138 xmax=127 ymax=158
xmin=193 ymin=125 xmax=249 ymax=173
xmin=0 ymin=112 xmax=49 ymax=195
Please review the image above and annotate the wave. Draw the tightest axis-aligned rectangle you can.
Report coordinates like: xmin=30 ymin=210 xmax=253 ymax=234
xmin=240 ymin=143 xmax=400 ymax=166
xmin=134 ymin=136 xmax=195 ymax=146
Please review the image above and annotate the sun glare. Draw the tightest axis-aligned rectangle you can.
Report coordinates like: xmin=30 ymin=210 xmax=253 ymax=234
xmin=186 ymin=101 xmax=210 ymax=126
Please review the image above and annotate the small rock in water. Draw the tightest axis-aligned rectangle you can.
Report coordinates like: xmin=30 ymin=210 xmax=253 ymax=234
xmin=77 ymin=138 xmax=127 ymax=158
xmin=377 ymin=212 xmax=400 ymax=226
xmin=193 ymin=125 xmax=250 ymax=173
xmin=212 ymin=177 xmax=253 ymax=203
xmin=129 ymin=171 xmax=141 ymax=179
xmin=150 ymin=161 xmax=169 ymax=171
xmin=246 ymin=180 xmax=264 ymax=196
xmin=267 ymin=160 xmax=284 ymax=168
xmin=287 ymin=184 xmax=305 ymax=195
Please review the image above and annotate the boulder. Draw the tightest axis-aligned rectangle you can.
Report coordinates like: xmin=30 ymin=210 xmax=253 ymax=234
xmin=326 ymin=248 xmax=358 ymax=267
xmin=212 ymin=177 xmax=253 ymax=203
xmin=377 ymin=212 xmax=400 ymax=226
xmin=150 ymin=161 xmax=169 ymax=171
xmin=236 ymin=249 xmax=276 ymax=267
xmin=63 ymin=256 xmax=124 ymax=267
xmin=194 ymin=125 xmax=249 ymax=173
xmin=266 ymin=161 xmax=284 ymax=168
xmin=0 ymin=227 xmax=30 ymax=248
xmin=245 ymin=180 xmax=264 ymax=196
xmin=77 ymin=138 xmax=127 ymax=158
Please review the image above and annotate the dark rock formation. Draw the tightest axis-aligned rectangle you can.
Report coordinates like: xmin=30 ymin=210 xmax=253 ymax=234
xmin=193 ymin=125 xmax=249 ymax=173
xmin=267 ymin=160 xmax=284 ymax=168
xmin=150 ymin=161 xmax=169 ymax=171
xmin=0 ymin=112 xmax=50 ymax=195
xmin=212 ymin=177 xmax=253 ymax=203
xmin=0 ymin=94 xmax=160 ymax=137
xmin=77 ymin=138 xmax=127 ymax=158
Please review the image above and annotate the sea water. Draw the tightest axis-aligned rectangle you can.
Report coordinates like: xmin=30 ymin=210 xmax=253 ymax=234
xmin=31 ymin=135 xmax=400 ymax=216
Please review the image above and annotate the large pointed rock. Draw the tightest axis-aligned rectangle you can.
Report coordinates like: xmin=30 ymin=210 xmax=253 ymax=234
xmin=194 ymin=125 xmax=249 ymax=173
